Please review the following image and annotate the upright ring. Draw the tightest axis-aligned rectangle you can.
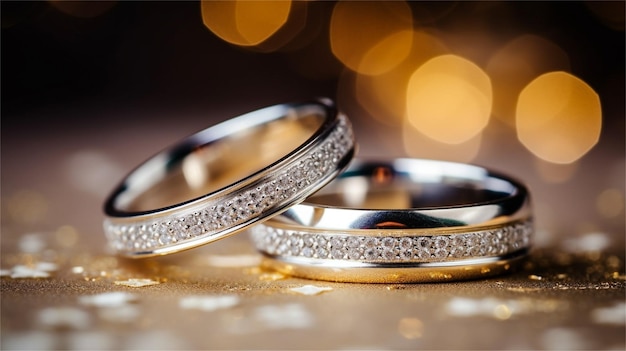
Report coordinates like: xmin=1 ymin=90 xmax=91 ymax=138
xmin=251 ymin=159 xmax=533 ymax=283
xmin=103 ymin=99 xmax=355 ymax=257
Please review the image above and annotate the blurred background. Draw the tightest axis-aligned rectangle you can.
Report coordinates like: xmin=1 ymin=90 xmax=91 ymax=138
xmin=1 ymin=2 xmax=624 ymax=350
xmin=2 ymin=0 xmax=623 ymax=249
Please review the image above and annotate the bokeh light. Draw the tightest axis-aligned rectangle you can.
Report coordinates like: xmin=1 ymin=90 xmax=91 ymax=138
xmin=241 ymin=2 xmax=308 ymax=53
xmin=516 ymin=71 xmax=602 ymax=164
xmin=48 ymin=0 xmax=116 ymax=18
xmin=406 ymin=54 xmax=492 ymax=144
xmin=201 ymin=1 xmax=291 ymax=47
xmin=487 ymin=35 xmax=570 ymax=127
xmin=330 ymin=1 xmax=413 ymax=75
xmin=355 ymin=31 xmax=448 ymax=126
xmin=358 ymin=29 xmax=414 ymax=76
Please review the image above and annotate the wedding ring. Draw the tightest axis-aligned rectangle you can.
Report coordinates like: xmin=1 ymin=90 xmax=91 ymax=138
xmin=103 ymin=99 xmax=355 ymax=257
xmin=251 ymin=159 xmax=533 ymax=283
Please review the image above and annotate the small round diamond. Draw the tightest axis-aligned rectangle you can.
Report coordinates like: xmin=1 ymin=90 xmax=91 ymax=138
xmin=363 ymin=247 xmax=379 ymax=260
xmin=158 ymin=233 xmax=172 ymax=245
xmin=331 ymin=248 xmax=345 ymax=260
xmin=416 ymin=249 xmax=431 ymax=260
xmin=415 ymin=237 xmax=432 ymax=251
xmin=399 ymin=237 xmax=413 ymax=250
xmin=316 ymin=247 xmax=329 ymax=258
xmin=330 ymin=237 xmax=345 ymax=249
xmin=382 ymin=249 xmax=396 ymax=260
xmin=434 ymin=236 xmax=449 ymax=249
xmin=363 ymin=237 xmax=378 ymax=249
xmin=434 ymin=248 xmax=448 ymax=259
xmin=346 ymin=236 xmax=361 ymax=248
xmin=347 ymin=248 xmax=361 ymax=260
xmin=317 ymin=236 xmax=328 ymax=248
xmin=381 ymin=237 xmax=396 ymax=250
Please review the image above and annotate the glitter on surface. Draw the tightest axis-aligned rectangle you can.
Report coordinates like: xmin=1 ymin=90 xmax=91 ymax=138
xmin=289 ymin=285 xmax=333 ymax=296
xmin=114 ymin=278 xmax=160 ymax=288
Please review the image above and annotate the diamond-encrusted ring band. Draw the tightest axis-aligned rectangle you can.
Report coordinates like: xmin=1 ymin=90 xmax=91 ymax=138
xmin=103 ymin=99 xmax=355 ymax=257
xmin=251 ymin=158 xmax=533 ymax=283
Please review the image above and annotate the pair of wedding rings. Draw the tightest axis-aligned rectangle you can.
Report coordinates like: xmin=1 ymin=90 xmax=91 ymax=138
xmin=103 ymin=99 xmax=532 ymax=283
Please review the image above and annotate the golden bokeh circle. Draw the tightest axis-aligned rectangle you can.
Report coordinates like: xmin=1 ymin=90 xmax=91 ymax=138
xmin=516 ymin=71 xmax=602 ymax=164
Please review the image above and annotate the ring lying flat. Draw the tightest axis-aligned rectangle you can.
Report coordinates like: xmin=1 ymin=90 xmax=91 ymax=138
xmin=251 ymin=158 xmax=533 ymax=283
xmin=103 ymin=99 xmax=355 ymax=257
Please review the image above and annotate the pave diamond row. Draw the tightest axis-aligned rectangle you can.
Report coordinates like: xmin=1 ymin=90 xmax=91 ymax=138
xmin=104 ymin=115 xmax=354 ymax=254
xmin=251 ymin=220 xmax=532 ymax=262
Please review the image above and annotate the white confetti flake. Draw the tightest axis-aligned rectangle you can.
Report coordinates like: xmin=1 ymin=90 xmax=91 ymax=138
xmin=35 ymin=262 xmax=59 ymax=272
xmin=562 ymin=232 xmax=611 ymax=253
xmin=179 ymin=295 xmax=240 ymax=312
xmin=253 ymin=304 xmax=314 ymax=330
xmin=18 ymin=233 xmax=46 ymax=253
xmin=3 ymin=331 xmax=56 ymax=350
xmin=114 ymin=278 xmax=160 ymax=287
xmin=71 ymin=266 xmax=85 ymax=274
xmin=202 ymin=254 xmax=262 ymax=268
xmin=37 ymin=307 xmax=91 ymax=330
xmin=10 ymin=265 xmax=51 ymax=278
xmin=445 ymin=297 xmax=565 ymax=319
xmin=79 ymin=292 xmax=137 ymax=308
xmin=591 ymin=302 xmax=626 ymax=325
xmin=98 ymin=305 xmax=141 ymax=323
xmin=541 ymin=327 xmax=592 ymax=350
xmin=289 ymin=285 xmax=333 ymax=296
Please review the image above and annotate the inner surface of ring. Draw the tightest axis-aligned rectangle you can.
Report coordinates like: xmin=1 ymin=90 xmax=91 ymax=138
xmin=306 ymin=165 xmax=516 ymax=210
xmin=120 ymin=111 xmax=325 ymax=212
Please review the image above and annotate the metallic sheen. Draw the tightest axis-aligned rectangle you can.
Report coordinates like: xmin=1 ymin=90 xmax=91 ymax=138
xmin=252 ymin=158 xmax=533 ymax=283
xmin=103 ymin=99 xmax=355 ymax=257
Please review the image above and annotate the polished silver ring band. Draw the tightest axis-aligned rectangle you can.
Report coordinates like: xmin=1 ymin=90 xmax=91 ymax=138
xmin=103 ymin=99 xmax=355 ymax=257
xmin=251 ymin=158 xmax=533 ymax=283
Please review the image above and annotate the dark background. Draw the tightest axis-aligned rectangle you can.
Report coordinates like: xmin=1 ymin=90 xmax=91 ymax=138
xmin=1 ymin=1 xmax=624 ymax=247
xmin=2 ymin=1 xmax=624 ymax=128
